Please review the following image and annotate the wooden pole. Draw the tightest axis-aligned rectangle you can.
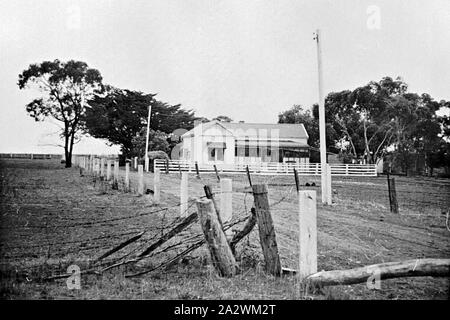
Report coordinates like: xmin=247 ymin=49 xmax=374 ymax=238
xmin=246 ymin=165 xmax=253 ymax=188
xmin=196 ymin=198 xmax=237 ymax=277
xmin=220 ymin=178 xmax=233 ymax=237
xmin=144 ymin=105 xmax=152 ymax=172
xmin=100 ymin=158 xmax=105 ymax=178
xmin=314 ymin=29 xmax=328 ymax=204
xmin=154 ymin=168 xmax=160 ymax=204
xmin=125 ymin=162 xmax=130 ymax=191
xmin=137 ymin=164 xmax=144 ymax=195
xmin=307 ymin=258 xmax=450 ymax=286
xmin=180 ymin=172 xmax=189 ymax=217
xmin=298 ymin=190 xmax=318 ymax=279
xmin=134 ymin=156 xmax=138 ymax=170
xmin=326 ymin=163 xmax=332 ymax=205
xmin=388 ymin=177 xmax=399 ymax=214
xmin=214 ymin=164 xmax=220 ymax=182
xmin=294 ymin=168 xmax=299 ymax=192
xmin=252 ymin=184 xmax=281 ymax=276
xmin=106 ymin=160 xmax=112 ymax=181
xmin=195 ymin=161 xmax=200 ymax=179
xmin=203 ymin=185 xmax=222 ymax=228
xmin=113 ymin=160 xmax=119 ymax=188
xmin=165 ymin=158 xmax=170 ymax=174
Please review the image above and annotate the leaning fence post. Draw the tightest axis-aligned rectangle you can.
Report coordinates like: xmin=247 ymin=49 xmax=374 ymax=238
xmin=106 ymin=160 xmax=112 ymax=181
xmin=154 ymin=168 xmax=161 ymax=204
xmin=137 ymin=165 xmax=144 ymax=195
xmin=298 ymin=190 xmax=318 ymax=279
xmin=196 ymin=198 xmax=237 ymax=277
xmin=195 ymin=161 xmax=200 ymax=179
xmin=125 ymin=162 xmax=130 ymax=191
xmin=214 ymin=164 xmax=220 ymax=182
xmin=252 ymin=184 xmax=281 ymax=276
xmin=180 ymin=172 xmax=189 ymax=217
xmin=220 ymin=178 xmax=233 ymax=237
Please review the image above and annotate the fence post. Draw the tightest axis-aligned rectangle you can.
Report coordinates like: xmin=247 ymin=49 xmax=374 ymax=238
xmin=106 ymin=160 xmax=112 ymax=181
xmin=388 ymin=176 xmax=399 ymax=214
xmin=326 ymin=164 xmax=332 ymax=205
xmin=220 ymin=178 xmax=233 ymax=237
xmin=125 ymin=162 xmax=130 ymax=191
xmin=346 ymin=164 xmax=349 ymax=176
xmin=180 ymin=172 xmax=189 ymax=217
xmin=214 ymin=164 xmax=220 ymax=182
xmin=138 ymin=165 xmax=144 ymax=195
xmin=134 ymin=157 xmax=138 ymax=170
xmin=294 ymin=168 xmax=300 ymax=192
xmin=165 ymin=159 xmax=170 ymax=174
xmin=100 ymin=158 xmax=105 ymax=178
xmin=195 ymin=161 xmax=200 ymax=179
xmin=252 ymin=184 xmax=281 ymax=276
xmin=154 ymin=168 xmax=161 ymax=204
xmin=113 ymin=160 xmax=119 ymax=189
xmin=298 ymin=190 xmax=317 ymax=279
xmin=196 ymin=198 xmax=237 ymax=277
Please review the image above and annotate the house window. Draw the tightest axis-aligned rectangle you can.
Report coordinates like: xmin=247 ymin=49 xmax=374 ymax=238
xmin=217 ymin=148 xmax=224 ymax=161
xmin=208 ymin=148 xmax=215 ymax=161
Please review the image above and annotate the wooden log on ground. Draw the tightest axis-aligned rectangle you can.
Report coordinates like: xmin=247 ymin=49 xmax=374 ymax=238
xmin=196 ymin=198 xmax=237 ymax=277
xmin=306 ymin=258 xmax=450 ymax=286
xmin=252 ymin=184 xmax=281 ymax=276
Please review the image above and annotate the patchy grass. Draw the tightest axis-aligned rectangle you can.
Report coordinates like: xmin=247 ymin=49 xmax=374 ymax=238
xmin=0 ymin=159 xmax=449 ymax=300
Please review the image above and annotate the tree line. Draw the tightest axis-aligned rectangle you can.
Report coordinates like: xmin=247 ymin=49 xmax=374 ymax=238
xmin=279 ymin=77 xmax=450 ymax=175
xmin=18 ymin=60 xmax=449 ymax=175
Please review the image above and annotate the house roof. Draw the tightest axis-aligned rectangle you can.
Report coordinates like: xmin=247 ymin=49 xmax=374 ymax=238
xmin=182 ymin=121 xmax=309 ymax=140
xmin=221 ymin=122 xmax=308 ymax=139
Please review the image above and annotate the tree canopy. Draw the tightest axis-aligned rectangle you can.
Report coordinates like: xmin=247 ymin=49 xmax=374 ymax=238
xmin=83 ymin=86 xmax=198 ymax=158
xmin=18 ymin=59 xmax=103 ymax=167
xmin=279 ymin=76 xmax=449 ymax=174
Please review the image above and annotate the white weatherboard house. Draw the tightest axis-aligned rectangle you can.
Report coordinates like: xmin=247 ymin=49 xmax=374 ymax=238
xmin=180 ymin=121 xmax=309 ymax=165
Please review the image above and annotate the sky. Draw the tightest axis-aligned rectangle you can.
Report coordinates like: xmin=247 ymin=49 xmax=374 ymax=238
xmin=1 ymin=0 xmax=449 ymax=154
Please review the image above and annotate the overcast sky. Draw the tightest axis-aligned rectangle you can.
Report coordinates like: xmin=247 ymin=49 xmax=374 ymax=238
xmin=1 ymin=0 xmax=449 ymax=154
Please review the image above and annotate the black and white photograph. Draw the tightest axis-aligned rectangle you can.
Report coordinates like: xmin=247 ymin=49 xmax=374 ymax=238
xmin=0 ymin=0 xmax=449 ymax=307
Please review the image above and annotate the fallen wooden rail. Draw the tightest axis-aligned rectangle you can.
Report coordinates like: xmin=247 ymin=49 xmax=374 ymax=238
xmin=306 ymin=258 xmax=450 ymax=286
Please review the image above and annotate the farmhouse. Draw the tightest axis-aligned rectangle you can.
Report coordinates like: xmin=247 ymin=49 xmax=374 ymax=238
xmin=180 ymin=121 xmax=310 ymax=165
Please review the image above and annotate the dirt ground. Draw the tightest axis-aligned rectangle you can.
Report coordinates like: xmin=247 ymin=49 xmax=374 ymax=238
xmin=0 ymin=158 xmax=449 ymax=300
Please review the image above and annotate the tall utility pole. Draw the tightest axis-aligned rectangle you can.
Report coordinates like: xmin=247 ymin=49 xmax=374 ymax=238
xmin=314 ymin=29 xmax=329 ymax=204
xmin=144 ymin=104 xmax=152 ymax=172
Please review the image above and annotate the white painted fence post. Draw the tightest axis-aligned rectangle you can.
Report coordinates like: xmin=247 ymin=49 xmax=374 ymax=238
xmin=125 ymin=162 xmax=130 ymax=191
xmin=220 ymin=178 xmax=233 ymax=237
xmin=345 ymin=164 xmax=349 ymax=176
xmin=298 ymin=190 xmax=317 ymax=279
xmin=134 ymin=157 xmax=138 ymax=170
xmin=114 ymin=160 xmax=119 ymax=185
xmin=326 ymin=164 xmax=332 ymax=205
xmin=180 ymin=172 xmax=189 ymax=217
xmin=154 ymin=168 xmax=160 ymax=204
xmin=100 ymin=158 xmax=105 ymax=177
xmin=138 ymin=164 xmax=144 ymax=195
xmin=106 ymin=160 xmax=112 ymax=181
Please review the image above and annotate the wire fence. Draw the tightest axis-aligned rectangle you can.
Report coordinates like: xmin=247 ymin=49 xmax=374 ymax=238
xmin=1 ymin=156 xmax=449 ymax=282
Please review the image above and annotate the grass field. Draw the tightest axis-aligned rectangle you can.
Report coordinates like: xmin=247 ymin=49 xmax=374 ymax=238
xmin=0 ymin=158 xmax=449 ymax=300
